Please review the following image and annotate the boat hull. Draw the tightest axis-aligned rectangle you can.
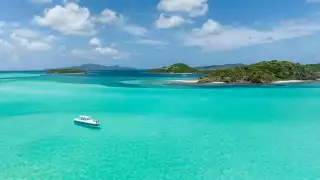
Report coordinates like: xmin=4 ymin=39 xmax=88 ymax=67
xmin=74 ymin=120 xmax=100 ymax=128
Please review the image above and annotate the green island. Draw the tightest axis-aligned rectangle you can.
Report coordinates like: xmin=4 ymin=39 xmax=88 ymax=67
xmin=150 ymin=61 xmax=320 ymax=84
xmin=199 ymin=61 xmax=320 ymax=84
xmin=149 ymin=63 xmax=198 ymax=73
xmin=47 ymin=68 xmax=87 ymax=74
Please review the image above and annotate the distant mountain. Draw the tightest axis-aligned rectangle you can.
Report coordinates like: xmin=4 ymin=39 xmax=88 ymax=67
xmin=197 ymin=63 xmax=245 ymax=70
xmin=70 ymin=63 xmax=136 ymax=70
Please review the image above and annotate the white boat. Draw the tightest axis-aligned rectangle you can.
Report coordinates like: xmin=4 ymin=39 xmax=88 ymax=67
xmin=74 ymin=115 xmax=100 ymax=127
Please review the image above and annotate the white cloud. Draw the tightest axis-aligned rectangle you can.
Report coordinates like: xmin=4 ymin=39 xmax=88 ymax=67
xmin=33 ymin=3 xmax=95 ymax=35
xmin=184 ymin=19 xmax=320 ymax=51
xmin=43 ymin=35 xmax=56 ymax=42
xmin=13 ymin=28 xmax=40 ymax=38
xmin=89 ymin=37 xmax=101 ymax=46
xmin=11 ymin=33 xmax=30 ymax=46
xmin=11 ymin=33 xmax=51 ymax=51
xmin=91 ymin=8 xmax=147 ymax=37
xmin=0 ymin=22 xmax=20 ymax=34
xmin=92 ymin=9 xmax=124 ymax=25
xmin=74 ymin=37 xmax=130 ymax=59
xmin=0 ymin=39 xmax=13 ymax=49
xmin=29 ymin=0 xmax=52 ymax=4
xmin=10 ymin=28 xmax=55 ymax=51
xmin=155 ymin=13 xmax=185 ymax=29
xmin=91 ymin=8 xmax=148 ymax=37
xmin=0 ymin=39 xmax=14 ymax=54
xmin=12 ymin=29 xmax=56 ymax=42
xmin=123 ymin=25 xmax=148 ymax=37
xmin=27 ymin=41 xmax=52 ymax=51
xmin=72 ymin=46 xmax=130 ymax=60
xmin=71 ymin=49 xmax=84 ymax=56
xmin=94 ymin=46 xmax=130 ymax=59
xmin=127 ymin=39 xmax=168 ymax=46
xmin=158 ymin=0 xmax=208 ymax=17
xmin=0 ymin=39 xmax=18 ymax=60
xmin=94 ymin=46 xmax=119 ymax=56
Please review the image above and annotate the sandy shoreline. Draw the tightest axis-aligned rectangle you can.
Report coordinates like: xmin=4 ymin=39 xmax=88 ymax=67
xmin=49 ymin=73 xmax=87 ymax=75
xmin=169 ymin=79 xmax=315 ymax=84
xmin=169 ymin=79 xmax=224 ymax=84
xmin=272 ymin=80 xmax=309 ymax=84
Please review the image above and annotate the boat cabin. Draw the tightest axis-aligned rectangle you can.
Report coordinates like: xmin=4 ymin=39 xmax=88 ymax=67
xmin=79 ymin=116 xmax=92 ymax=121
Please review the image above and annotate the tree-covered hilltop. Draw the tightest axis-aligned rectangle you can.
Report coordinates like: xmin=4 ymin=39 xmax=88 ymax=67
xmin=306 ymin=63 xmax=320 ymax=72
xmin=149 ymin=63 xmax=198 ymax=73
xmin=198 ymin=60 xmax=320 ymax=84
xmin=47 ymin=68 xmax=87 ymax=74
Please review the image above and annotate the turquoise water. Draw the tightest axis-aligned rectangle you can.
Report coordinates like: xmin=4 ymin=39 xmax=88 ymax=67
xmin=1 ymin=71 xmax=320 ymax=179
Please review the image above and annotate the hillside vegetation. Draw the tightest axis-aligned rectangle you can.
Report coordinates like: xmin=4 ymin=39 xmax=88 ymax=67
xmin=197 ymin=63 xmax=245 ymax=70
xmin=149 ymin=63 xmax=198 ymax=73
xmin=198 ymin=60 xmax=319 ymax=84
xmin=47 ymin=68 xmax=87 ymax=74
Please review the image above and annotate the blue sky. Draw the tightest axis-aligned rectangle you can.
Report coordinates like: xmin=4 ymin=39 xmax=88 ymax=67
xmin=1 ymin=0 xmax=320 ymax=69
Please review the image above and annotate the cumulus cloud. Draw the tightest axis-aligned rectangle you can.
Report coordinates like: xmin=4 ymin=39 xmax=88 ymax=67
xmin=89 ymin=37 xmax=101 ymax=46
xmin=123 ymin=25 xmax=148 ymax=37
xmin=91 ymin=8 xmax=148 ymax=37
xmin=26 ymin=41 xmax=52 ymax=51
xmin=92 ymin=9 xmax=124 ymax=25
xmin=11 ymin=33 xmax=51 ymax=51
xmin=94 ymin=9 xmax=148 ymax=37
xmin=94 ymin=46 xmax=124 ymax=58
xmin=0 ymin=39 xmax=18 ymax=60
xmin=35 ymin=4 xmax=147 ymax=37
xmin=126 ymin=39 xmax=168 ymax=46
xmin=33 ymin=3 xmax=95 ymax=35
xmin=158 ymin=0 xmax=208 ymax=17
xmin=13 ymin=28 xmax=40 ymax=38
xmin=0 ymin=39 xmax=12 ymax=49
xmin=155 ymin=13 xmax=185 ymax=29
xmin=1 ymin=21 xmax=20 ymax=34
xmin=0 ymin=39 xmax=14 ymax=56
xmin=96 ymin=47 xmax=131 ymax=59
xmin=72 ymin=46 xmax=130 ymax=60
xmin=43 ymin=35 xmax=56 ymax=42
xmin=184 ymin=19 xmax=320 ymax=51
xmin=12 ymin=28 xmax=56 ymax=43
xmin=74 ymin=37 xmax=130 ymax=59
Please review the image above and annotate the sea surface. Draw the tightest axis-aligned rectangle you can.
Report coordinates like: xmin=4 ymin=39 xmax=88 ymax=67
xmin=1 ymin=70 xmax=320 ymax=180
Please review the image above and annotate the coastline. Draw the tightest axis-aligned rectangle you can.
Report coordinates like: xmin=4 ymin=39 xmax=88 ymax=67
xmin=169 ymin=79 xmax=316 ymax=84
xmin=49 ymin=73 xmax=87 ymax=75
xmin=169 ymin=79 xmax=224 ymax=84
xmin=150 ymin=72 xmax=199 ymax=75
xmin=272 ymin=80 xmax=310 ymax=84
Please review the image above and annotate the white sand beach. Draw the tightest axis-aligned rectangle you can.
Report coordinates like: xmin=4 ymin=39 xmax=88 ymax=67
xmin=272 ymin=80 xmax=309 ymax=84
xmin=170 ymin=79 xmax=315 ymax=84
xmin=169 ymin=79 xmax=225 ymax=84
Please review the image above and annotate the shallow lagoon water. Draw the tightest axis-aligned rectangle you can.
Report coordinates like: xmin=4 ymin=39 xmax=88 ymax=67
xmin=1 ymin=71 xmax=320 ymax=179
